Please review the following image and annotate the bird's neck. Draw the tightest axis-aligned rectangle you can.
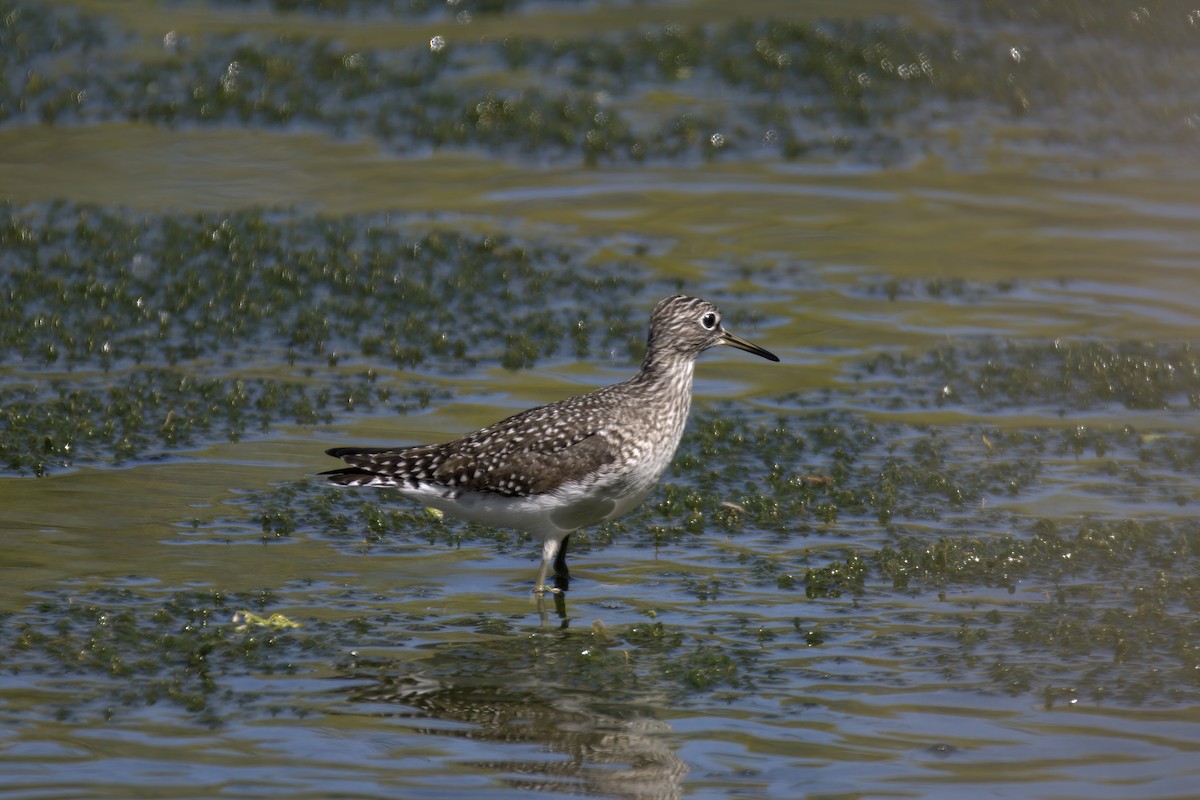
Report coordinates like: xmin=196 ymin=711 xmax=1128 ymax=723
xmin=625 ymin=352 xmax=696 ymax=461
xmin=632 ymin=350 xmax=696 ymax=396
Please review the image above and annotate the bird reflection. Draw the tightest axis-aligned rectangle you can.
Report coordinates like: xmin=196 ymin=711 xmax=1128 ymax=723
xmin=341 ymin=655 xmax=686 ymax=799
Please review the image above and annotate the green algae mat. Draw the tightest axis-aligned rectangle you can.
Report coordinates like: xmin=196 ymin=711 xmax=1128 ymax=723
xmin=2 ymin=1 xmax=1200 ymax=798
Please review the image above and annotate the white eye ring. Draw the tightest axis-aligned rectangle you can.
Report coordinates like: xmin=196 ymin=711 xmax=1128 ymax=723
xmin=700 ymin=311 xmax=719 ymax=330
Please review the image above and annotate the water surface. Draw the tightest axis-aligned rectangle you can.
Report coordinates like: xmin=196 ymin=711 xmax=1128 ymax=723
xmin=2 ymin=1 xmax=1199 ymax=798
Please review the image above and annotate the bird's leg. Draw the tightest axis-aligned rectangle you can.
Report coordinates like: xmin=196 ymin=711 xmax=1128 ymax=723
xmin=534 ymin=537 xmax=561 ymax=597
xmin=553 ymin=534 xmax=571 ymax=592
xmin=552 ymin=590 xmax=568 ymax=622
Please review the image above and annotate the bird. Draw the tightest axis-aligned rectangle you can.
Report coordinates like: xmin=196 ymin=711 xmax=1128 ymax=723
xmin=321 ymin=295 xmax=778 ymax=598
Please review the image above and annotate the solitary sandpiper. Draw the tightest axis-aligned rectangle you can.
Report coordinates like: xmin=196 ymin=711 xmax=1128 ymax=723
xmin=322 ymin=295 xmax=778 ymax=597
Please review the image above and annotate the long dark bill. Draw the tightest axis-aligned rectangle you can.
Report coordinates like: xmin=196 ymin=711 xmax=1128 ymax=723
xmin=721 ymin=330 xmax=779 ymax=362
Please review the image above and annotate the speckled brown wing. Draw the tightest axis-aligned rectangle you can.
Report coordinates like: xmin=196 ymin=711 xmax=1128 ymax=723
xmin=435 ymin=432 xmax=618 ymax=496
xmin=324 ymin=384 xmax=629 ymax=496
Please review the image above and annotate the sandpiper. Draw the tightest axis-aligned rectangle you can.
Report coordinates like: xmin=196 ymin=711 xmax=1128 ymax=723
xmin=322 ymin=295 xmax=778 ymax=596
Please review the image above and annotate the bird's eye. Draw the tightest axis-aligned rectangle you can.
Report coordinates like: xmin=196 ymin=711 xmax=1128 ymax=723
xmin=700 ymin=311 xmax=719 ymax=330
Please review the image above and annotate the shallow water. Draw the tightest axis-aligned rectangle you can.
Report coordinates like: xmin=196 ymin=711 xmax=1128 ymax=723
xmin=2 ymin=1 xmax=1200 ymax=798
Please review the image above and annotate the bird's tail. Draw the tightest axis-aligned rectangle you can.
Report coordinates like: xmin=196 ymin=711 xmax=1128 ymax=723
xmin=321 ymin=447 xmax=402 ymax=487
xmin=320 ymin=466 xmax=399 ymax=487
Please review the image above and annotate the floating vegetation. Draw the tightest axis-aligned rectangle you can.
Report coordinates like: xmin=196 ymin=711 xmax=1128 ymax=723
xmin=860 ymin=339 xmax=1200 ymax=411
xmin=7 ymin=0 xmax=1193 ymax=164
xmin=3 ymin=185 xmax=1195 ymax=704
xmin=0 ymin=582 xmax=776 ymax=725
xmin=0 ymin=588 xmax=316 ymax=725
xmin=0 ymin=201 xmax=647 ymax=473
xmin=0 ymin=368 xmax=442 ymax=475
xmin=0 ymin=4 xmax=947 ymax=162
xmin=0 ymin=202 xmax=644 ymax=372
xmin=179 ymin=404 xmax=1200 ymax=705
